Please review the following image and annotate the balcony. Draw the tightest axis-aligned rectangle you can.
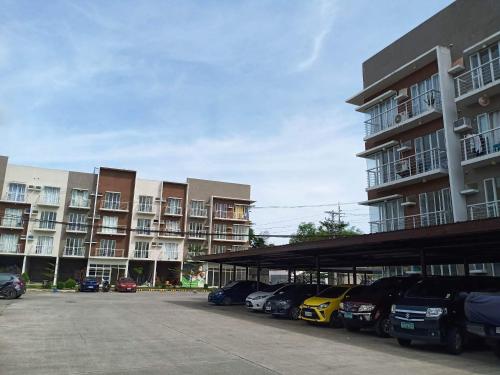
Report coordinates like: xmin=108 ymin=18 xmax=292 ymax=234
xmin=188 ymin=231 xmax=206 ymax=240
xmin=190 ymin=208 xmax=208 ymax=218
xmin=69 ymin=200 xmax=91 ymax=210
xmin=90 ymin=248 xmax=125 ymax=258
xmin=213 ymin=233 xmax=248 ymax=243
xmin=1 ymin=193 xmax=26 ymax=203
xmin=369 ymin=210 xmax=453 ymax=233
xmin=66 ymin=223 xmax=88 ymax=234
xmin=0 ymin=219 xmax=24 ymax=230
xmin=461 ymin=126 xmax=500 ymax=167
xmin=100 ymin=201 xmax=129 ymax=212
xmin=33 ymin=222 xmax=57 ymax=233
xmin=96 ymin=226 xmax=127 ymax=236
xmin=0 ymin=244 xmax=22 ymax=255
xmin=212 ymin=244 xmax=250 ymax=254
xmin=137 ymin=204 xmax=155 ymax=215
xmin=454 ymin=57 xmax=500 ymax=105
xmin=366 ymin=148 xmax=448 ymax=190
xmin=213 ymin=210 xmax=250 ymax=221
xmin=164 ymin=206 xmax=182 ymax=216
xmin=34 ymin=245 xmax=53 ymax=256
xmin=63 ymin=246 xmax=85 ymax=257
xmin=38 ymin=196 xmax=60 ymax=207
xmin=364 ymin=90 xmax=442 ymax=141
xmin=135 ymin=228 xmax=155 ymax=238
xmin=133 ymin=249 xmax=151 ymax=259
xmin=467 ymin=201 xmax=500 ymax=221
xmin=158 ymin=229 xmax=184 ymax=239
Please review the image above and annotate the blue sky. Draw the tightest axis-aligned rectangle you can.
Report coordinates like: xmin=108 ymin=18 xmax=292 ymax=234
xmin=0 ymin=0 xmax=454 ymax=242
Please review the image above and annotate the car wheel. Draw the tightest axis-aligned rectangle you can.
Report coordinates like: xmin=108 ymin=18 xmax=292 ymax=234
xmin=15 ymin=294 xmax=22 ymax=299
xmin=329 ymin=312 xmax=343 ymax=328
xmin=344 ymin=322 xmax=360 ymax=332
xmin=446 ymin=327 xmax=464 ymax=355
xmin=397 ymin=338 xmax=412 ymax=347
xmin=493 ymin=342 xmax=500 ymax=358
xmin=289 ymin=307 xmax=300 ymax=320
xmin=3 ymin=288 xmax=17 ymax=300
xmin=222 ymin=297 xmax=231 ymax=306
xmin=375 ymin=316 xmax=391 ymax=338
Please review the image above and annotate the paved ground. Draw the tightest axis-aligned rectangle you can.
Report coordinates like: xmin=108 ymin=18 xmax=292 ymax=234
xmin=0 ymin=292 xmax=498 ymax=375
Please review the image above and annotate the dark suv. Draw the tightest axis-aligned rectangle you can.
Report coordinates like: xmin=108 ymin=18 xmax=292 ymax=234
xmin=339 ymin=276 xmax=420 ymax=337
xmin=208 ymin=281 xmax=267 ymax=305
xmin=0 ymin=273 xmax=26 ymax=299
xmin=389 ymin=276 xmax=500 ymax=354
xmin=265 ymin=284 xmax=328 ymax=320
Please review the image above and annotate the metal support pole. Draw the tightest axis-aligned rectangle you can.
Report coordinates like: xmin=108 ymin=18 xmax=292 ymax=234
xmin=315 ymin=255 xmax=321 ymax=294
xmin=232 ymin=264 xmax=237 ymax=281
xmin=293 ymin=269 xmax=296 ymax=283
xmin=245 ymin=266 xmax=249 ymax=280
xmin=420 ymin=249 xmax=428 ymax=277
xmin=256 ymin=259 xmax=261 ymax=291
xmin=347 ymin=272 xmax=351 ymax=285
xmin=218 ymin=263 xmax=223 ymax=288
xmin=464 ymin=258 xmax=470 ymax=277
xmin=288 ymin=269 xmax=292 ymax=283
xmin=309 ymin=271 xmax=313 ymax=285
xmin=352 ymin=266 xmax=357 ymax=286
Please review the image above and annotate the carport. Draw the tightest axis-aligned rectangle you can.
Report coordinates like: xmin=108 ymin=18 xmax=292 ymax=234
xmin=195 ymin=218 xmax=500 ymax=292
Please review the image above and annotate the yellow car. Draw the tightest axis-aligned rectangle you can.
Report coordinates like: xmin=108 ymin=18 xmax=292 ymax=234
xmin=299 ymin=285 xmax=354 ymax=327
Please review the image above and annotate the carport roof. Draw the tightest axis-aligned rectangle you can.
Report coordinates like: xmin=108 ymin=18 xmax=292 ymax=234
xmin=195 ymin=218 xmax=500 ymax=270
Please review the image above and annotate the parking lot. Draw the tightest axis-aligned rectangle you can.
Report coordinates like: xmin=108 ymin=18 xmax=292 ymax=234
xmin=0 ymin=292 xmax=498 ymax=375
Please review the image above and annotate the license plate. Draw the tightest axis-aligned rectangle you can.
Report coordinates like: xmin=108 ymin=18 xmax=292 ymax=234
xmin=246 ymin=302 xmax=251 ymax=307
xmin=401 ymin=322 xmax=415 ymax=330
xmin=88 ymin=286 xmax=94 ymax=289
xmin=496 ymin=327 xmax=500 ymax=334
xmin=127 ymin=288 xmax=131 ymax=290
xmin=344 ymin=312 xmax=353 ymax=319
xmin=265 ymin=305 xmax=271 ymax=311
xmin=304 ymin=311 xmax=313 ymax=317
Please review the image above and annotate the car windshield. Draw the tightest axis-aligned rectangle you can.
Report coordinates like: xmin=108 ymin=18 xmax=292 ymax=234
xmin=355 ymin=278 xmax=406 ymax=298
xmin=263 ymin=283 xmax=286 ymax=292
xmin=120 ymin=278 xmax=134 ymax=283
xmin=406 ymin=279 xmax=458 ymax=299
xmin=317 ymin=286 xmax=349 ymax=298
xmin=85 ymin=278 xmax=97 ymax=282
xmin=222 ymin=281 xmax=240 ymax=290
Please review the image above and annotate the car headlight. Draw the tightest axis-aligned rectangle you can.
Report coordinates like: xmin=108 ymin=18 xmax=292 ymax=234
xmin=358 ymin=304 xmax=375 ymax=312
xmin=391 ymin=304 xmax=396 ymax=314
xmin=426 ymin=307 xmax=447 ymax=318
xmin=318 ymin=302 xmax=330 ymax=310
xmin=339 ymin=302 xmax=344 ymax=310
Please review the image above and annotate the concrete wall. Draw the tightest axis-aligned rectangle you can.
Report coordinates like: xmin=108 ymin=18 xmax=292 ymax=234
xmin=0 ymin=155 xmax=8 ymax=198
xmin=362 ymin=0 xmax=500 ymax=87
xmin=186 ymin=178 xmax=251 ymax=201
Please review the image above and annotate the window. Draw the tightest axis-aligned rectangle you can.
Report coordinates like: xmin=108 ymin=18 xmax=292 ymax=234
xmin=410 ymin=73 xmax=440 ymax=116
xmin=36 ymin=236 xmax=53 ymax=255
xmin=188 ymin=243 xmax=206 ymax=256
xmin=419 ymin=188 xmax=452 ymax=227
xmin=138 ymin=196 xmax=153 ymax=213
xmin=103 ymin=192 xmax=121 ymax=210
xmin=166 ymin=198 xmax=182 ymax=215
xmin=137 ymin=218 xmax=152 ymax=235
xmin=188 ymin=222 xmax=205 ymax=239
xmin=0 ymin=234 xmax=19 ymax=253
xmin=212 ymin=245 xmax=227 ymax=254
xmin=190 ymin=200 xmax=207 ymax=217
xmin=134 ymin=241 xmax=150 ymax=258
xmin=7 ymin=183 xmax=26 ymax=202
xmin=234 ymin=205 xmax=249 ymax=220
xmin=214 ymin=203 xmax=229 ymax=218
xmin=414 ymin=129 xmax=446 ymax=173
xmin=214 ymin=224 xmax=227 ymax=239
xmin=65 ymin=237 xmax=84 ymax=256
xmin=68 ymin=213 xmax=87 ymax=232
xmin=163 ymin=242 xmax=179 ymax=260
xmin=232 ymin=225 xmax=249 ymax=241
xmin=39 ymin=211 xmax=57 ymax=229
xmin=483 ymin=177 xmax=500 ymax=218
xmin=366 ymin=95 xmax=397 ymax=134
xmin=164 ymin=220 xmax=181 ymax=236
xmin=71 ymin=189 xmax=89 ymax=208
xmin=370 ymin=198 xmax=404 ymax=233
xmin=2 ymin=208 xmax=23 ymax=228
xmin=469 ymin=42 xmax=500 ymax=89
xmin=98 ymin=239 xmax=116 ymax=257
xmin=40 ymin=186 xmax=60 ymax=205
xmin=101 ymin=216 xmax=118 ymax=234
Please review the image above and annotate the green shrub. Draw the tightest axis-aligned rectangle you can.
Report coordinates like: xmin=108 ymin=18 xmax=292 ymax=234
xmin=21 ymin=272 xmax=30 ymax=283
xmin=56 ymin=281 xmax=65 ymax=290
xmin=65 ymin=278 xmax=76 ymax=289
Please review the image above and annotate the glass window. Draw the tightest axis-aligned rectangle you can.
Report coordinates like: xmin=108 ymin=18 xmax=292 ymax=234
xmin=134 ymin=241 xmax=149 ymax=258
xmin=166 ymin=198 xmax=182 ymax=215
xmin=214 ymin=202 xmax=230 ymax=218
xmin=232 ymin=224 xmax=249 ymax=241
xmin=137 ymin=218 xmax=151 ymax=234
xmin=188 ymin=221 xmax=205 ymax=238
xmin=65 ymin=237 xmax=84 ymax=256
xmin=98 ymin=239 xmax=116 ymax=256
xmin=7 ymin=183 xmax=26 ymax=202
xmin=190 ymin=200 xmax=207 ymax=217
xmin=138 ymin=196 xmax=153 ymax=212
xmin=0 ymin=234 xmax=19 ymax=253
xmin=164 ymin=242 xmax=179 ymax=260
xmin=36 ymin=236 xmax=54 ymax=255
xmin=164 ymin=220 xmax=181 ymax=236
xmin=68 ymin=213 xmax=87 ymax=232
xmin=101 ymin=216 xmax=118 ymax=233
xmin=41 ymin=186 xmax=60 ymax=205
xmin=39 ymin=211 xmax=57 ymax=229
xmin=103 ymin=192 xmax=121 ymax=210
xmin=2 ymin=208 xmax=23 ymax=228
xmin=214 ymin=224 xmax=227 ymax=239
xmin=71 ymin=189 xmax=89 ymax=208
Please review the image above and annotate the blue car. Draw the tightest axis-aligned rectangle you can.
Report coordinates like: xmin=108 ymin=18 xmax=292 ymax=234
xmin=208 ymin=280 xmax=267 ymax=305
xmin=79 ymin=277 xmax=99 ymax=292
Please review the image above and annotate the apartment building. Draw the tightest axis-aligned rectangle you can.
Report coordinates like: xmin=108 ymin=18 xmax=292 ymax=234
xmin=347 ymin=0 xmax=500 ymax=276
xmin=0 ymin=156 xmax=252 ymax=287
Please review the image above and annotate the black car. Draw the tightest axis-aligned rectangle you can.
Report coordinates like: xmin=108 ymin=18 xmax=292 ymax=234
xmin=0 ymin=273 xmax=26 ymax=299
xmin=78 ymin=277 xmax=100 ymax=292
xmin=339 ymin=276 xmax=421 ymax=337
xmin=208 ymin=281 xmax=268 ymax=305
xmin=465 ymin=292 xmax=500 ymax=358
xmin=390 ymin=276 xmax=500 ymax=354
xmin=264 ymin=284 xmax=328 ymax=320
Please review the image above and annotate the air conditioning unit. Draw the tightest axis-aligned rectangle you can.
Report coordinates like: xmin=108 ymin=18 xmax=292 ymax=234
xmin=460 ymin=183 xmax=479 ymax=195
xmin=153 ymin=219 xmax=159 ymax=223
xmin=395 ymin=88 xmax=408 ymax=101
xmin=397 ymin=140 xmax=412 ymax=153
xmin=453 ymin=117 xmax=472 ymax=133
xmin=27 ymin=235 xmax=34 ymax=241
xmin=151 ymin=242 xmax=160 ymax=247
xmin=401 ymin=195 xmax=417 ymax=207
xmin=394 ymin=111 xmax=408 ymax=124
xmin=23 ymin=208 xmax=31 ymax=215
xmin=154 ymin=197 xmax=161 ymax=202
xmin=395 ymin=160 xmax=410 ymax=176
xmin=31 ymin=209 xmax=39 ymax=215
xmin=20 ymin=235 xmax=26 ymax=240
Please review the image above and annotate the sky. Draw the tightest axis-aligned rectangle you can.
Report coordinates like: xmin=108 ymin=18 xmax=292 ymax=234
xmin=0 ymin=0 xmax=454 ymax=244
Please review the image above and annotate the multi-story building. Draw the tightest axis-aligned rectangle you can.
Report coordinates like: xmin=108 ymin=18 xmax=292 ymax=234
xmin=0 ymin=155 xmax=252 ymax=287
xmin=347 ymin=0 xmax=500 ymax=276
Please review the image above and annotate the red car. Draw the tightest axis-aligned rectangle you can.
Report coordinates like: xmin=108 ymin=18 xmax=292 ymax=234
xmin=114 ymin=277 xmax=137 ymax=292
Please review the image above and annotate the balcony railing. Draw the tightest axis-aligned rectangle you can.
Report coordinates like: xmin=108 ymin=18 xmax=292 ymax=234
xmin=100 ymin=201 xmax=129 ymax=212
xmin=69 ymin=199 xmax=91 ymax=209
xmin=188 ymin=230 xmax=206 ymax=240
xmin=164 ymin=206 xmax=182 ymax=216
xmin=96 ymin=226 xmax=127 ymax=235
xmin=35 ymin=222 xmax=57 ymax=231
xmin=35 ymin=245 xmax=53 ymax=255
xmin=160 ymin=229 xmax=183 ymax=238
xmin=91 ymin=248 xmax=125 ymax=257
xmin=454 ymin=57 xmax=500 ymax=98
xmin=137 ymin=204 xmax=154 ymax=214
xmin=369 ymin=210 xmax=452 ymax=233
xmin=213 ymin=232 xmax=248 ymax=242
xmin=190 ymin=208 xmax=208 ymax=217
xmin=0 ymin=218 xmax=24 ymax=229
xmin=367 ymin=148 xmax=447 ymax=189
xmin=364 ymin=90 xmax=442 ymax=138
xmin=0 ymin=244 xmax=22 ymax=254
xmin=214 ymin=211 xmax=250 ymax=221
xmin=66 ymin=223 xmax=88 ymax=233
xmin=461 ymin=126 xmax=500 ymax=161
xmin=467 ymin=200 xmax=500 ymax=221
xmin=136 ymin=227 xmax=153 ymax=236
xmin=2 ymin=193 xmax=26 ymax=203
xmin=64 ymin=246 xmax=85 ymax=256
xmin=38 ymin=195 xmax=60 ymax=206
xmin=133 ymin=249 xmax=150 ymax=259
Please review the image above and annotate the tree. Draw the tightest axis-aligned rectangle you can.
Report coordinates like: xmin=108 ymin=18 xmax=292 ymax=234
xmin=289 ymin=218 xmax=362 ymax=244
xmin=249 ymin=228 xmax=272 ymax=248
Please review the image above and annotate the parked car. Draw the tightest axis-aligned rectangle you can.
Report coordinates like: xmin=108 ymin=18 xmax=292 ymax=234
xmin=465 ymin=292 xmax=500 ymax=358
xmin=78 ymin=277 xmax=99 ymax=292
xmin=340 ymin=276 xmax=420 ymax=337
xmin=265 ymin=284 xmax=329 ymax=320
xmin=0 ymin=273 xmax=26 ymax=299
xmin=115 ymin=277 xmax=137 ymax=292
xmin=390 ymin=276 xmax=500 ymax=354
xmin=208 ymin=281 xmax=268 ymax=305
xmin=246 ymin=283 xmax=288 ymax=311
xmin=300 ymin=285 xmax=362 ymax=327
